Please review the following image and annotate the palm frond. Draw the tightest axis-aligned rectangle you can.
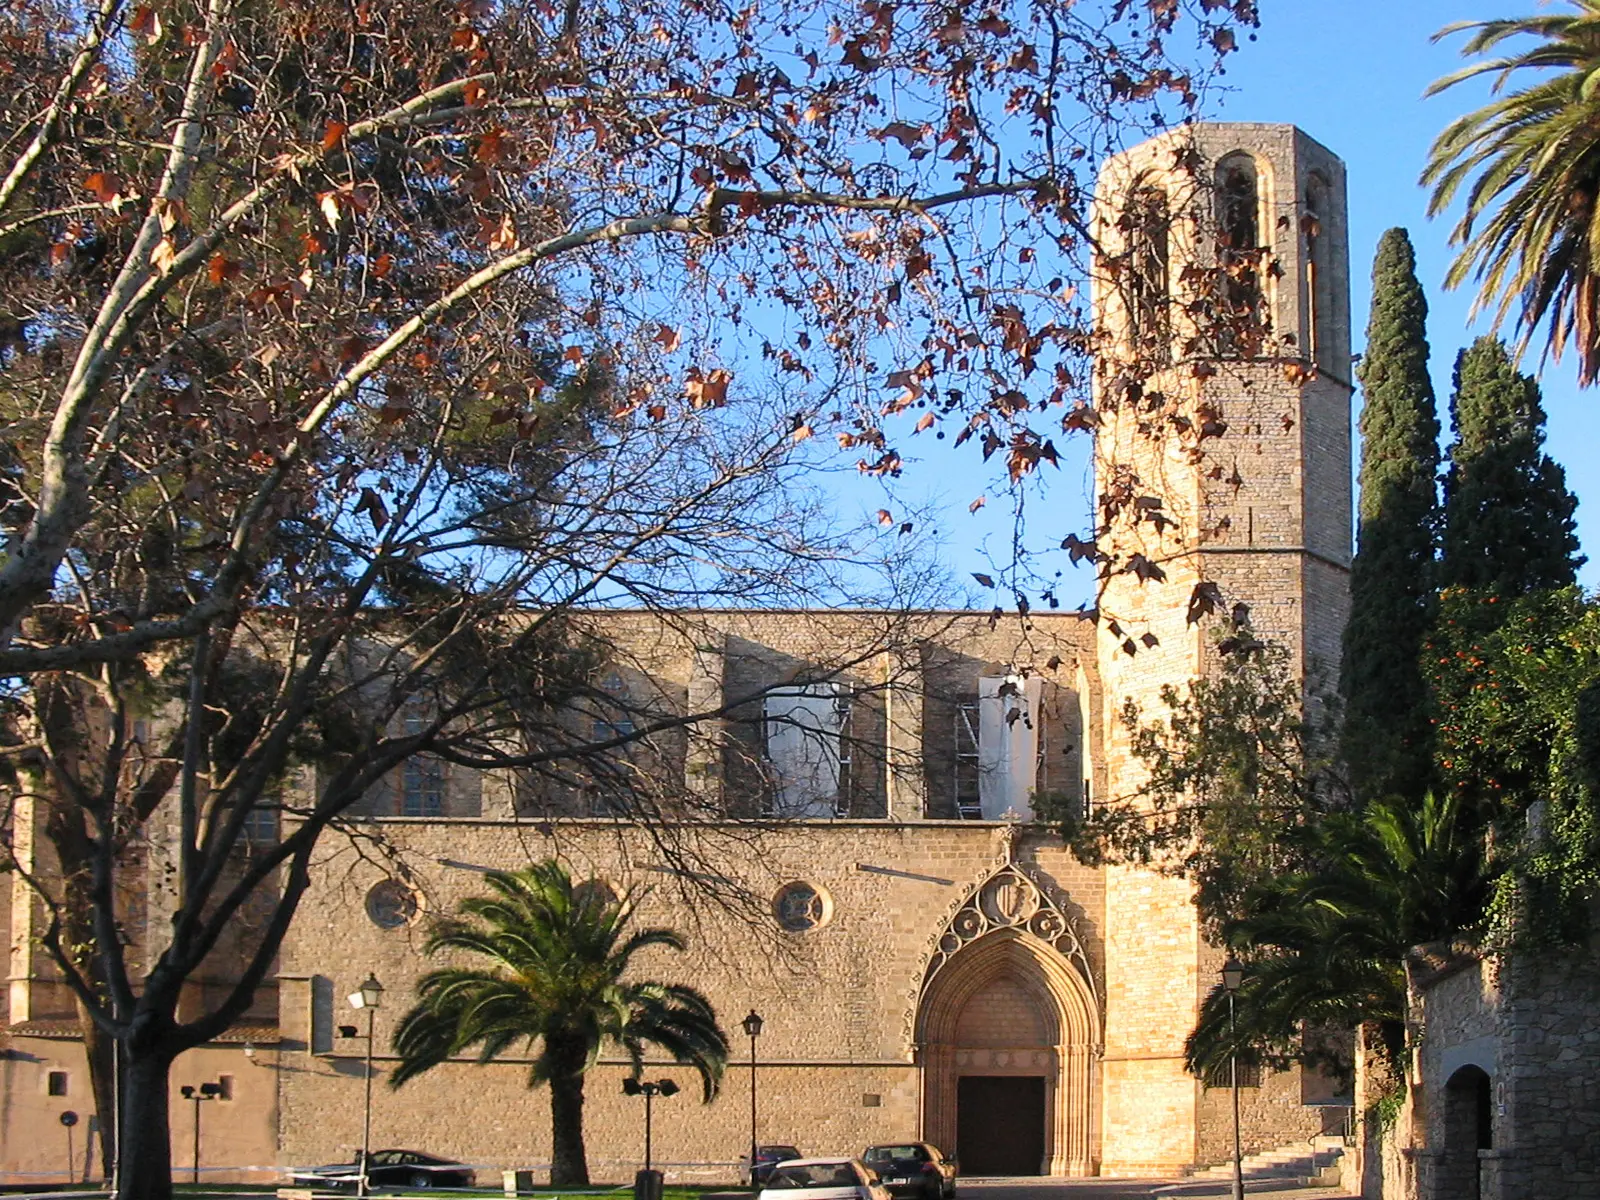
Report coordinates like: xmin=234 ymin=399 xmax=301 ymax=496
xmin=389 ymin=860 xmax=730 ymax=1102
xmin=1427 ymin=7 xmax=1600 ymax=383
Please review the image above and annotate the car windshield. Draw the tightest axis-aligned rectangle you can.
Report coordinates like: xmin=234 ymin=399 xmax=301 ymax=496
xmin=768 ymin=1164 xmax=858 ymax=1189
xmin=762 ymin=1147 xmax=801 ymax=1161
xmin=864 ymin=1147 xmax=923 ymax=1164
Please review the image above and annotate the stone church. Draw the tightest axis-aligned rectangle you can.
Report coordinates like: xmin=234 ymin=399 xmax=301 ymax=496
xmin=2 ymin=122 xmax=1358 ymax=1185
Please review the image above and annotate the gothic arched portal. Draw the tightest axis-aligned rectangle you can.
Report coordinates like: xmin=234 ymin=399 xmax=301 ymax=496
xmin=915 ymin=865 xmax=1099 ymax=1176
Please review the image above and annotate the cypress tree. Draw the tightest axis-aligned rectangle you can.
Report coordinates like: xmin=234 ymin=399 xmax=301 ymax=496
xmin=1438 ymin=336 xmax=1582 ymax=598
xmin=1340 ymin=228 xmax=1441 ymax=805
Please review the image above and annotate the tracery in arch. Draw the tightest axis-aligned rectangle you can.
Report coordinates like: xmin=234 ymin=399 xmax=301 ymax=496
xmin=921 ymin=861 xmax=1096 ymax=1004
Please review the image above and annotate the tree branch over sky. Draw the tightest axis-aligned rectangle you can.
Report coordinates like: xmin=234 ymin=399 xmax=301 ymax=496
xmin=0 ymin=0 xmax=1256 ymax=670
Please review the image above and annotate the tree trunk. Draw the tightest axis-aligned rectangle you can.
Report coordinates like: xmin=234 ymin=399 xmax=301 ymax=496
xmin=115 ymin=1042 xmax=176 ymax=1200
xmin=548 ymin=1064 xmax=590 ymax=1185
xmin=79 ymin=1003 xmax=117 ymax=1181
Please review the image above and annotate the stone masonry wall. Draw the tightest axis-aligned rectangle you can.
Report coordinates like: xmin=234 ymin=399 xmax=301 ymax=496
xmin=1410 ymin=950 xmax=1600 ymax=1200
xmin=276 ymin=821 xmax=1105 ymax=1180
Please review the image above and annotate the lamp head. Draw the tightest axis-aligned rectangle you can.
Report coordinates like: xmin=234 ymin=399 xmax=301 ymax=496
xmin=1221 ymin=958 xmax=1245 ymax=993
xmin=622 ymin=1078 xmax=643 ymax=1096
xmin=180 ymin=1085 xmax=195 ymax=1099
xmin=338 ymin=1024 xmax=360 ymax=1039
xmin=657 ymin=1078 xmax=680 ymax=1097
xmin=200 ymin=1081 xmax=222 ymax=1097
xmin=741 ymin=1009 xmax=764 ymax=1038
xmin=350 ymin=973 xmax=384 ymax=1010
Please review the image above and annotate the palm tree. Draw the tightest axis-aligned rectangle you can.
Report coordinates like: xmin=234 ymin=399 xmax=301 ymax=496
xmin=390 ymin=862 xmax=730 ymax=1184
xmin=1423 ymin=4 xmax=1600 ymax=385
xmin=1185 ymin=792 xmax=1487 ymax=1082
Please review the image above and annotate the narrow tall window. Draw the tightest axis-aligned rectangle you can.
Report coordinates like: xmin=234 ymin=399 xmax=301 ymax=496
xmin=1124 ymin=183 xmax=1170 ymax=360
xmin=401 ymin=756 xmax=444 ymax=817
xmin=1214 ymin=153 xmax=1264 ymax=355
xmin=1216 ymin=155 xmax=1260 ymax=251
xmin=400 ymin=703 xmax=444 ymax=817
xmin=954 ymin=697 xmax=981 ymax=819
xmin=762 ymin=684 xmax=849 ymax=819
xmin=1304 ymin=173 xmax=1332 ymax=370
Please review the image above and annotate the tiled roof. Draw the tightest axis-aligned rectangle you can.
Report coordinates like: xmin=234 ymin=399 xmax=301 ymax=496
xmin=5 ymin=1019 xmax=279 ymax=1045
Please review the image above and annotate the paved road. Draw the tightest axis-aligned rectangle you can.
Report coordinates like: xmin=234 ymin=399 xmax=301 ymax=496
xmin=960 ymin=1178 xmax=1358 ymax=1200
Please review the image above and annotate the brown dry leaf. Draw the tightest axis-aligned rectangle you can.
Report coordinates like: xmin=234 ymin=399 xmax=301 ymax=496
xmin=162 ymin=197 xmax=190 ymax=231
xmin=150 ymin=237 xmax=178 ymax=275
xmin=684 ymin=367 xmax=731 ymax=409
xmin=84 ymin=172 xmax=121 ymax=203
xmin=206 ymin=253 xmax=241 ymax=284
xmin=321 ymin=122 xmax=348 ymax=152
xmin=318 ymin=191 xmax=343 ymax=230
xmin=969 ymin=495 xmax=986 ymax=513
xmin=652 ymin=324 xmax=682 ymax=353
xmin=130 ymin=5 xmax=163 ymax=42
xmin=876 ymin=509 xmax=894 ymax=526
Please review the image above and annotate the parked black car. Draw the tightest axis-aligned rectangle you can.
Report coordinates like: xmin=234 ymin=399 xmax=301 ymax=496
xmin=288 ymin=1148 xmax=476 ymax=1190
xmin=743 ymin=1144 xmax=804 ymax=1187
xmin=861 ymin=1143 xmax=957 ymax=1200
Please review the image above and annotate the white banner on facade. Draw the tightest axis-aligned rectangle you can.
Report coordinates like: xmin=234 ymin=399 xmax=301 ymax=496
xmin=977 ymin=674 xmax=1043 ymax=819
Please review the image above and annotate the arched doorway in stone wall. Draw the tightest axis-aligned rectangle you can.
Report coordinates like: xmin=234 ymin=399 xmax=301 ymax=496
xmin=916 ymin=865 xmax=1098 ymax=1176
xmin=1440 ymin=1064 xmax=1492 ymax=1200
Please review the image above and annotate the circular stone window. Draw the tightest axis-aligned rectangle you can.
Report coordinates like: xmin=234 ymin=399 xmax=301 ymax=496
xmin=573 ymin=879 xmax=619 ymax=913
xmin=772 ymin=881 xmax=831 ymax=933
xmin=365 ymin=879 xmax=420 ymax=929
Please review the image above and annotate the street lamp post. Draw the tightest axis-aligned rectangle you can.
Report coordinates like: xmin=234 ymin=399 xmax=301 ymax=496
xmin=622 ymin=1077 xmax=680 ymax=1174
xmin=1221 ymin=958 xmax=1245 ymax=1200
xmin=741 ymin=1010 xmax=764 ymax=1188
xmin=347 ymin=973 xmax=385 ymax=1198
xmin=179 ymin=1082 xmax=221 ymax=1184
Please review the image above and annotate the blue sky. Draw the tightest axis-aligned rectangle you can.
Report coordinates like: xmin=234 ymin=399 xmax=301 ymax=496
xmin=886 ymin=0 xmax=1600 ymax=607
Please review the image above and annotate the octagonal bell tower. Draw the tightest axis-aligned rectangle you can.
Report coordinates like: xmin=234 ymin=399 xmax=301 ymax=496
xmin=1089 ymin=124 xmax=1353 ymax=1174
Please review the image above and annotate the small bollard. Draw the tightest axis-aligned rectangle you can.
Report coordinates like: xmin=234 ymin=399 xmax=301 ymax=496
xmin=503 ymin=1168 xmax=535 ymax=1195
xmin=634 ymin=1167 xmax=665 ymax=1200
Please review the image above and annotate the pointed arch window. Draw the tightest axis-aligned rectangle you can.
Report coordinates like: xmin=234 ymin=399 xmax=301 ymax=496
xmin=1216 ymin=155 xmax=1260 ymax=252
xmin=1123 ymin=182 xmax=1171 ymax=360
xmin=1213 ymin=152 xmax=1265 ymax=356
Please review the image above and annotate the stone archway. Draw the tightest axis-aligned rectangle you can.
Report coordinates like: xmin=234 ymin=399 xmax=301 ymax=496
xmin=1440 ymin=1064 xmax=1492 ymax=1200
xmin=915 ymin=865 xmax=1099 ymax=1176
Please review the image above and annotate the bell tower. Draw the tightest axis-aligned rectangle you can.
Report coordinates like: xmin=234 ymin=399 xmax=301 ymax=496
xmin=1089 ymin=124 xmax=1353 ymax=1173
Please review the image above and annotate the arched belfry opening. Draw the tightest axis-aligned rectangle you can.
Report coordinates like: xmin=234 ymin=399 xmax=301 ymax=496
xmin=1212 ymin=150 xmax=1268 ymax=355
xmin=1215 ymin=153 xmax=1260 ymax=251
xmin=916 ymin=864 xmax=1099 ymax=1176
xmin=1122 ymin=178 xmax=1171 ymax=362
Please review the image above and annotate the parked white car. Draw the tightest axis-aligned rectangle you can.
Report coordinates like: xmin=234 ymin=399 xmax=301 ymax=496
xmin=757 ymin=1157 xmax=891 ymax=1200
